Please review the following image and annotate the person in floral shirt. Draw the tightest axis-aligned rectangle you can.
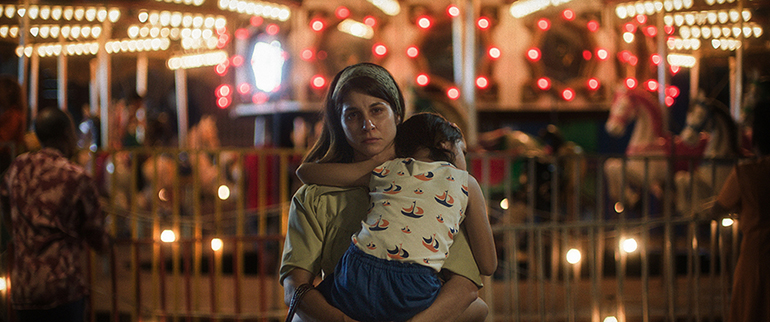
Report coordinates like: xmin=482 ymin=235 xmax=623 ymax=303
xmin=1 ymin=107 xmax=110 ymax=322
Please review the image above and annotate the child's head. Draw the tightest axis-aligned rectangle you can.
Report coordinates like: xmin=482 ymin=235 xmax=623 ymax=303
xmin=395 ymin=113 xmax=465 ymax=167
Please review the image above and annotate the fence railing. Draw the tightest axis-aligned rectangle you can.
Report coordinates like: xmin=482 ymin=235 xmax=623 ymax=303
xmin=0 ymin=148 xmax=740 ymax=322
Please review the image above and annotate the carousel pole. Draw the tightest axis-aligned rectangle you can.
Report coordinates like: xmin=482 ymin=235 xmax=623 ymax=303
xmin=175 ymin=68 xmax=188 ymax=148
xmin=98 ymin=18 xmax=112 ymax=149
xmin=58 ymin=42 xmax=68 ymax=111
xmin=731 ymin=0 xmax=744 ymax=121
xmin=456 ymin=0 xmax=478 ymax=147
xmin=18 ymin=0 xmax=30 ymax=127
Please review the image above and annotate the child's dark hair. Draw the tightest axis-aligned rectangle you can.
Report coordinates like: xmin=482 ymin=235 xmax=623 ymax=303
xmin=395 ymin=113 xmax=463 ymax=164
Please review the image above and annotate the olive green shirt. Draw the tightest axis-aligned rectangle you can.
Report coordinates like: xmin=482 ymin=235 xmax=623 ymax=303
xmin=280 ymin=184 xmax=482 ymax=287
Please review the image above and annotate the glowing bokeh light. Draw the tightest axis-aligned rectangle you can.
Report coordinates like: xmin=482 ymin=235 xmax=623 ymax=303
xmin=566 ymin=248 xmax=581 ymax=264
xmin=476 ymin=76 xmax=489 ymax=89
xmin=537 ymin=77 xmax=551 ymax=90
xmin=447 ymin=87 xmax=460 ymax=100
xmin=160 ymin=229 xmax=176 ymax=243
xmin=211 ymin=238 xmax=223 ymax=251
xmin=416 ymin=73 xmax=429 ymax=86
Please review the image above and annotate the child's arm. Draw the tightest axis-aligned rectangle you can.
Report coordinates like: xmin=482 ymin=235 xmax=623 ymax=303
xmin=462 ymin=175 xmax=498 ymax=276
xmin=295 ymin=159 xmax=380 ymax=187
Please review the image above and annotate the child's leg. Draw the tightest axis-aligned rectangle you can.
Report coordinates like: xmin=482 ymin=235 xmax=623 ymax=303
xmin=454 ymin=298 xmax=489 ymax=322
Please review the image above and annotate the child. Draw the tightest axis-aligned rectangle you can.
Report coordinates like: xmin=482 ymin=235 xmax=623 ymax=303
xmin=296 ymin=112 xmax=497 ymax=322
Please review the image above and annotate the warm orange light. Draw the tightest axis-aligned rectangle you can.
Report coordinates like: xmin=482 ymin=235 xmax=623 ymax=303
xmin=406 ymin=46 xmax=419 ymax=58
xmin=447 ymin=87 xmax=460 ymax=100
xmin=416 ymin=73 xmax=429 ymax=86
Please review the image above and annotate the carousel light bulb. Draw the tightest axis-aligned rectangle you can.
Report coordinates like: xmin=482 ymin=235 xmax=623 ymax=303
xmin=85 ymin=7 xmax=96 ymax=21
xmin=211 ymin=238 xmax=223 ymax=251
xmin=97 ymin=8 xmax=107 ymax=22
xmin=160 ymin=230 xmax=176 ymax=243
xmin=753 ymin=26 xmax=762 ymax=37
xmin=702 ymin=26 xmax=711 ymax=38
xmin=52 ymin=6 xmax=62 ymax=20
xmin=50 ymin=26 xmax=59 ymax=38
xmin=74 ymin=7 xmax=84 ymax=20
xmin=742 ymin=10 xmax=751 ymax=21
xmin=566 ymin=249 xmax=581 ymax=264
xmin=28 ymin=6 xmax=39 ymax=19
xmin=707 ymin=11 xmax=717 ymax=24
xmin=4 ymin=5 xmax=15 ymax=19
xmin=108 ymin=8 xmax=121 ymax=23
xmin=718 ymin=11 xmax=728 ymax=24
xmin=622 ymin=238 xmax=638 ymax=253
xmin=63 ymin=7 xmax=73 ymax=20
xmin=721 ymin=217 xmax=734 ymax=227
xmin=729 ymin=9 xmax=739 ymax=23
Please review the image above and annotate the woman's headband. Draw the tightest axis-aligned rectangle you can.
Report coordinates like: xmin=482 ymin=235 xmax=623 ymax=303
xmin=332 ymin=63 xmax=401 ymax=109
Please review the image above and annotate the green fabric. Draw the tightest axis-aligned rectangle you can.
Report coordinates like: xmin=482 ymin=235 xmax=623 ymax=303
xmin=280 ymin=184 xmax=482 ymax=287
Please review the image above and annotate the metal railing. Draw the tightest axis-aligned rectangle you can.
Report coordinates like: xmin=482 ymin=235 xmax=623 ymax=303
xmin=0 ymin=148 xmax=740 ymax=322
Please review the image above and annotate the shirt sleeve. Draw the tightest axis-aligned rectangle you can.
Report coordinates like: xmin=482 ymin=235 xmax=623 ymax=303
xmin=280 ymin=185 xmax=326 ymax=284
xmin=75 ymin=172 xmax=110 ymax=252
xmin=715 ymin=166 xmax=741 ymax=213
xmin=441 ymin=225 xmax=483 ymax=287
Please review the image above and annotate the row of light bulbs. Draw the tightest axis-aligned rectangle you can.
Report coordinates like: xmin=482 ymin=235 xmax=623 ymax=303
xmin=0 ymin=24 xmax=103 ymax=39
xmin=137 ymin=11 xmax=227 ymax=30
xmin=167 ymin=50 xmax=228 ymax=70
xmin=510 ymin=0 xmax=575 ymax=18
xmin=14 ymin=38 xmax=173 ymax=57
xmin=154 ymin=0 xmax=206 ymax=6
xmin=217 ymin=0 xmax=290 ymax=22
xmin=615 ymin=0 xmax=694 ymax=19
xmin=0 ymin=5 xmax=120 ymax=23
xmin=129 ymin=25 xmax=216 ymax=40
xmin=666 ymin=36 xmax=745 ymax=51
xmin=678 ymin=24 xmax=763 ymax=40
xmin=664 ymin=9 xmax=752 ymax=26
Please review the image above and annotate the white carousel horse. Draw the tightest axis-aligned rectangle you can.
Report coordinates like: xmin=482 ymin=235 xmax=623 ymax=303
xmin=604 ymin=87 xmax=672 ymax=207
xmin=674 ymin=96 xmax=741 ymax=215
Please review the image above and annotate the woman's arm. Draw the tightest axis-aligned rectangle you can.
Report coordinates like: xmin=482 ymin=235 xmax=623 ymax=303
xmin=282 ymin=268 xmax=358 ymax=322
xmin=407 ymin=272 xmax=484 ymax=322
xmin=295 ymin=160 xmax=380 ymax=187
xmin=462 ymin=175 xmax=498 ymax=276
xmin=711 ymin=167 xmax=741 ymax=219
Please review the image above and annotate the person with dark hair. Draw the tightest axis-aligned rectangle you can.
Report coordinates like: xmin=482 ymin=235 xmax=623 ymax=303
xmin=0 ymin=76 xmax=27 ymax=174
xmin=295 ymin=112 xmax=496 ymax=322
xmin=280 ymin=63 xmax=489 ymax=322
xmin=711 ymin=103 xmax=770 ymax=322
xmin=0 ymin=107 xmax=110 ymax=322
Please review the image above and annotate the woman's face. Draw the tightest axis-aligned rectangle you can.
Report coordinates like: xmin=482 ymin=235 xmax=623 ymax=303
xmin=340 ymin=91 xmax=399 ymax=162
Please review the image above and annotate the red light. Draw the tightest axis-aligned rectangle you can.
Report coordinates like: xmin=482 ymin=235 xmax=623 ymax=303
xmin=335 ymin=6 xmax=350 ymax=19
xmin=651 ymin=54 xmax=662 ymax=65
xmin=447 ymin=87 xmax=460 ymax=100
xmin=231 ymin=55 xmax=244 ymax=67
xmin=488 ymin=47 xmax=501 ymax=59
xmin=628 ymin=56 xmax=638 ymax=66
xmin=537 ymin=18 xmax=551 ymax=31
xmin=417 ymin=16 xmax=432 ymax=29
xmin=624 ymin=23 xmax=636 ymax=33
xmin=266 ymin=24 xmax=279 ymax=35
xmin=416 ymin=73 xmax=430 ymax=86
xmin=373 ymin=43 xmax=388 ymax=57
xmin=311 ymin=75 xmax=326 ymax=89
xmin=406 ymin=46 xmax=419 ymax=58
xmin=562 ymin=88 xmax=575 ymax=101
xmin=217 ymin=96 xmax=230 ymax=109
xmin=646 ymin=80 xmax=659 ymax=91
xmin=252 ymin=92 xmax=268 ymax=104
xmin=562 ymin=9 xmax=575 ymax=21
xmin=216 ymin=84 xmax=231 ymax=97
xmin=665 ymin=96 xmax=675 ymax=107
xmin=587 ymin=20 xmax=599 ymax=32
xmin=238 ymin=83 xmax=251 ymax=94
xmin=582 ymin=50 xmax=592 ymax=60
xmin=310 ymin=18 xmax=325 ymax=32
xmin=477 ymin=17 xmax=491 ymax=30
xmin=250 ymin=16 xmax=263 ymax=27
xmin=625 ymin=78 xmax=637 ymax=89
xmin=537 ymin=77 xmax=551 ymax=90
xmin=364 ymin=16 xmax=376 ymax=27
xmin=644 ymin=26 xmax=657 ymax=37
xmin=215 ymin=63 xmax=227 ymax=76
xmin=667 ymin=86 xmax=680 ymax=98
xmin=619 ymin=50 xmax=632 ymax=62
xmin=596 ymin=49 xmax=608 ymax=60
xmin=235 ymin=28 xmax=249 ymax=40
xmin=301 ymin=49 xmax=314 ymax=61
xmin=587 ymin=78 xmax=600 ymax=90
xmin=217 ymin=34 xmax=229 ymax=49
xmin=317 ymin=50 xmax=328 ymax=60
xmin=636 ymin=15 xmax=647 ymax=24
xmin=475 ymin=76 xmax=489 ymax=89
xmin=447 ymin=5 xmax=460 ymax=17
xmin=526 ymin=48 xmax=541 ymax=62
xmin=670 ymin=65 xmax=680 ymax=74
xmin=664 ymin=25 xmax=675 ymax=35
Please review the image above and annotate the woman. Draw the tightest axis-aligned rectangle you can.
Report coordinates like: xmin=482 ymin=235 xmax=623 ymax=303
xmin=711 ymin=103 xmax=770 ymax=322
xmin=280 ymin=63 xmax=488 ymax=322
